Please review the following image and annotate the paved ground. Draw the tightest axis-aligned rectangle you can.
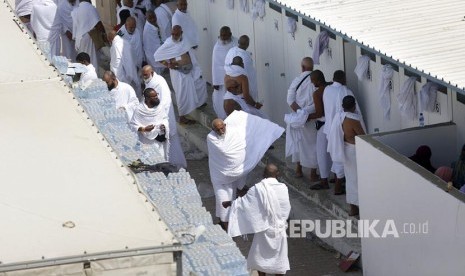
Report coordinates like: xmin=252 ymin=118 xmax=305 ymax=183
xmin=186 ymin=158 xmax=362 ymax=276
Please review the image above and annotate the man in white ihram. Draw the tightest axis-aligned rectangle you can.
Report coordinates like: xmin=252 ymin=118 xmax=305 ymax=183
xmin=207 ymin=111 xmax=284 ymax=231
xmin=102 ymin=71 xmax=139 ymax=120
xmin=15 ymin=0 xmax=34 ymax=32
xmin=171 ymin=0 xmax=199 ymax=47
xmin=143 ymin=10 xmax=163 ymax=74
xmin=57 ymin=0 xmax=77 ymax=59
xmin=108 ymin=30 xmax=139 ymax=94
xmin=154 ymin=0 xmax=173 ymax=42
xmin=322 ymin=70 xmax=352 ymax=195
xmin=118 ymin=17 xmax=144 ymax=70
xmin=223 ymin=164 xmax=291 ymax=276
xmin=154 ymin=25 xmax=207 ymax=124
xmin=285 ymin=57 xmax=319 ymax=182
xmin=72 ymin=0 xmax=106 ymax=70
xmin=130 ymin=88 xmax=170 ymax=161
xmin=225 ymin=35 xmax=259 ymax=102
xmin=30 ymin=0 xmax=61 ymax=57
xmin=328 ymin=95 xmax=365 ymax=217
xmin=142 ymin=65 xmax=187 ymax=169
xmin=75 ymin=52 xmax=98 ymax=88
xmin=211 ymin=26 xmax=237 ymax=119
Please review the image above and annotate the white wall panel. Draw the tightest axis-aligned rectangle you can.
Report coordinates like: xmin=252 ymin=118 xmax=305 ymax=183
xmin=188 ymin=0 xmax=212 ymax=83
xmin=357 ymin=134 xmax=465 ymax=276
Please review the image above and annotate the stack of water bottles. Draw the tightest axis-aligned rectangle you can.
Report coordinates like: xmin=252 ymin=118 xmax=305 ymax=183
xmin=70 ymin=82 xmax=248 ymax=275
xmin=51 ymin=56 xmax=69 ymax=75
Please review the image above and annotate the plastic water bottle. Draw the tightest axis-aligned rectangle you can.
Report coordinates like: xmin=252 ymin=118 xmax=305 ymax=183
xmin=419 ymin=113 xmax=425 ymax=127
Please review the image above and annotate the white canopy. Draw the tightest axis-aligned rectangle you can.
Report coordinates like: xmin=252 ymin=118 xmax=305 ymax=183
xmin=0 ymin=0 xmax=179 ymax=270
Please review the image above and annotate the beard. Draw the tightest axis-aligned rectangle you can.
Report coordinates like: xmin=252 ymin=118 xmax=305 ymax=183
xmin=143 ymin=76 xmax=152 ymax=84
xmin=107 ymin=83 xmax=115 ymax=91
xmin=150 ymin=99 xmax=160 ymax=106
xmin=173 ymin=35 xmax=183 ymax=43
xmin=220 ymin=38 xmax=231 ymax=45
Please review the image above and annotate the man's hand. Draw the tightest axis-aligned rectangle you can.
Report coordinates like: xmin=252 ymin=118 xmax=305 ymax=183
xmin=144 ymin=124 xmax=155 ymax=132
xmin=237 ymin=186 xmax=249 ymax=197
xmin=290 ymin=102 xmax=300 ymax=112
xmin=213 ymin=85 xmax=220 ymax=90
xmin=65 ymin=31 xmax=73 ymax=40
xmin=222 ymin=201 xmax=232 ymax=208
xmin=254 ymin=102 xmax=263 ymax=109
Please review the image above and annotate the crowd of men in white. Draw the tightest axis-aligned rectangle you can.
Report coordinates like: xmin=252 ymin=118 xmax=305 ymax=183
xmin=16 ymin=0 xmax=367 ymax=274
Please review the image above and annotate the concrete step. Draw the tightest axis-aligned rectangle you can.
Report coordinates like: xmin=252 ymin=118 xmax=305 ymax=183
xmin=171 ymin=84 xmax=362 ymax=259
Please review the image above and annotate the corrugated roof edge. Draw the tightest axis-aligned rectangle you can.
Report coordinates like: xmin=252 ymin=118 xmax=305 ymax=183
xmin=275 ymin=0 xmax=465 ymax=95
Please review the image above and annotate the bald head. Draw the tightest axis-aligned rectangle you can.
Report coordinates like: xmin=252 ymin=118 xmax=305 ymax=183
xmin=264 ymin=164 xmax=279 ymax=178
xmin=219 ymin=26 xmax=232 ymax=43
xmin=103 ymin=71 xmax=118 ymax=90
xmin=212 ymin=118 xmax=226 ymax=136
xmin=171 ymin=25 xmax=183 ymax=41
xmin=333 ymin=70 xmax=346 ymax=85
xmin=141 ymin=65 xmax=154 ymax=82
xmin=301 ymin=57 xmax=314 ymax=72
xmin=238 ymin=35 xmax=249 ymax=50
xmin=177 ymin=0 xmax=187 ymax=12
xmin=125 ymin=17 xmax=136 ymax=34
xmin=146 ymin=10 xmax=157 ymax=26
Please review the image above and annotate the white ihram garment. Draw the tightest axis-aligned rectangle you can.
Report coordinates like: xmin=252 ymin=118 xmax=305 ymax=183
xmin=130 ymin=102 xmax=169 ymax=161
xmin=143 ymin=22 xmax=163 ymax=72
xmin=30 ymin=0 xmax=61 ymax=57
xmin=109 ymin=81 xmax=140 ymax=120
xmin=119 ymin=25 xmax=144 ymax=68
xmin=285 ymin=71 xmax=317 ymax=168
xmin=328 ymin=111 xmax=364 ymax=205
xmin=79 ymin=63 xmax=98 ymax=88
xmin=172 ymin=9 xmax=199 ymax=46
xmin=57 ymin=0 xmax=77 ymax=59
xmin=110 ymin=35 xmax=139 ymax=92
xmin=154 ymin=37 xmax=206 ymax=116
xmin=323 ymin=82 xmax=357 ymax=177
xmin=212 ymin=38 xmax=237 ymax=119
xmin=154 ymin=3 xmax=173 ymax=42
xmin=207 ymin=111 xmax=284 ymax=221
xmin=145 ymin=74 xmax=187 ymax=168
xmin=72 ymin=1 xmax=100 ymax=69
xmin=228 ymin=178 xmax=291 ymax=275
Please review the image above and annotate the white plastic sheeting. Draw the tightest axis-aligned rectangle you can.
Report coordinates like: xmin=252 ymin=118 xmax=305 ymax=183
xmin=0 ymin=0 xmax=179 ymax=272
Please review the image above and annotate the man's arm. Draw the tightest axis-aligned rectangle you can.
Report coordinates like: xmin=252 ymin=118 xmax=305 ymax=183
xmin=238 ymin=75 xmax=261 ymax=108
xmin=353 ymin=120 xmax=366 ymax=136
xmin=286 ymin=78 xmax=300 ymax=112
xmin=224 ymin=99 xmax=242 ymax=116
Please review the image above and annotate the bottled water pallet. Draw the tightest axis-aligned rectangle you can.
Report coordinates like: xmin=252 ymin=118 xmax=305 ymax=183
xmin=72 ymin=82 xmax=248 ymax=275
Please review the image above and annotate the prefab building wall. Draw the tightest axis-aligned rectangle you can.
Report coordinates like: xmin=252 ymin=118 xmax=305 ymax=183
xmin=189 ymin=0 xmax=465 ymax=147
